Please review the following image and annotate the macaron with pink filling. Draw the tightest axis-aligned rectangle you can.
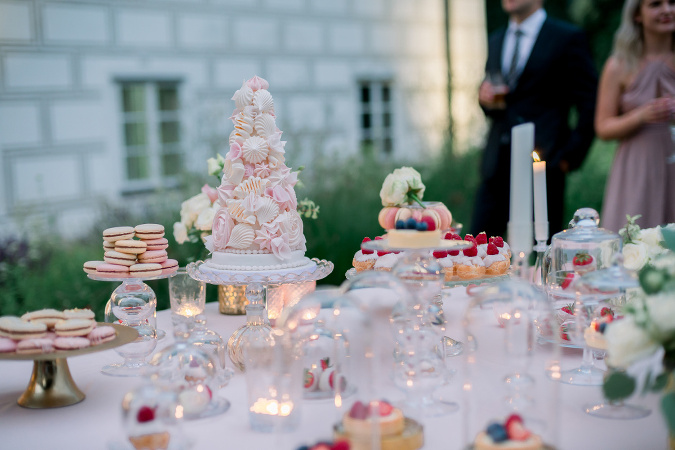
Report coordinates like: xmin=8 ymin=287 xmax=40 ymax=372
xmin=0 ymin=337 xmax=17 ymax=353
xmin=138 ymin=250 xmax=167 ymax=264
xmin=87 ymin=326 xmax=116 ymax=345
xmin=53 ymin=337 xmax=91 ymax=351
xmin=143 ymin=238 xmax=169 ymax=251
xmin=96 ymin=263 xmax=130 ymax=277
xmin=17 ymin=338 xmax=54 ymax=354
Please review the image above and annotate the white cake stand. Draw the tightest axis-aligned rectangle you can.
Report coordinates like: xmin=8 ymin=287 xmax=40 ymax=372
xmin=186 ymin=258 xmax=334 ymax=371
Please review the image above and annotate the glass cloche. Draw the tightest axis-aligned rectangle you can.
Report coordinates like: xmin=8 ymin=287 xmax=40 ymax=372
xmin=546 ymin=208 xmax=621 ymax=295
xmin=462 ymin=279 xmax=560 ymax=449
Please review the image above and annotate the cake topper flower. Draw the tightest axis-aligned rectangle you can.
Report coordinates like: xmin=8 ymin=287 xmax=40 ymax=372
xmin=379 ymin=167 xmax=426 ymax=207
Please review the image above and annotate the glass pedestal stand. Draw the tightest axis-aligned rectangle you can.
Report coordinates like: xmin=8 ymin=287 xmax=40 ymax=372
xmin=362 ymin=238 xmax=471 ymax=418
xmin=88 ymin=272 xmax=175 ymax=376
xmin=531 ymin=240 xmax=548 ymax=289
xmin=186 ymin=259 xmax=334 ymax=372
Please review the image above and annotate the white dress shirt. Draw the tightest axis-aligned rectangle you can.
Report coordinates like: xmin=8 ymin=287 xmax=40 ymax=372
xmin=501 ymin=8 xmax=547 ymax=82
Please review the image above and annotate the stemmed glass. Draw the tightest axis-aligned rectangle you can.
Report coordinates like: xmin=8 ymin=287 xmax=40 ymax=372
xmin=102 ymin=279 xmax=158 ymax=376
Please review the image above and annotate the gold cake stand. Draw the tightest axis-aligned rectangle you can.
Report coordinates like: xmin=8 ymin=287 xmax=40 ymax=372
xmin=0 ymin=323 xmax=137 ymax=408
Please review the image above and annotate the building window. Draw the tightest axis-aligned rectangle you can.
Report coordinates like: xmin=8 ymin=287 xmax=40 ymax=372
xmin=120 ymin=81 xmax=182 ymax=190
xmin=359 ymin=79 xmax=394 ymax=155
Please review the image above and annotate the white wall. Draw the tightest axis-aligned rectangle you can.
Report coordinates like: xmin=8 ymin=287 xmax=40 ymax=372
xmin=0 ymin=0 xmax=450 ymax=238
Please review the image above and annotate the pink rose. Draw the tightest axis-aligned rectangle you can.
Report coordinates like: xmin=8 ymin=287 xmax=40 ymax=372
xmin=270 ymin=234 xmax=291 ymax=260
xmin=212 ymin=209 xmax=235 ymax=250
xmin=246 ymin=76 xmax=269 ymax=91
xmin=201 ymin=184 xmax=218 ymax=204
xmin=254 ymin=222 xmax=279 ymax=252
xmin=226 ymin=142 xmax=242 ymax=161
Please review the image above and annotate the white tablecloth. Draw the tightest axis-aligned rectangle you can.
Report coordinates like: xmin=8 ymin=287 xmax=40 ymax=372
xmin=0 ymin=286 xmax=668 ymax=450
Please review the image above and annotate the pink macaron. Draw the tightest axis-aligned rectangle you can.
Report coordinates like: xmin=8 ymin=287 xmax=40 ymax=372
xmin=160 ymin=258 xmax=179 ymax=274
xmin=96 ymin=263 xmax=130 ymax=277
xmin=53 ymin=337 xmax=91 ymax=351
xmin=138 ymin=250 xmax=167 ymax=264
xmin=16 ymin=338 xmax=54 ymax=354
xmin=0 ymin=337 xmax=17 ymax=353
xmin=143 ymin=238 xmax=169 ymax=251
xmin=87 ymin=326 xmax=116 ymax=345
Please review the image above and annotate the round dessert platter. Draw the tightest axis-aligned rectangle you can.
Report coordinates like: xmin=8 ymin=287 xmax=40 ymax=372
xmin=0 ymin=323 xmax=137 ymax=408
xmin=360 ymin=238 xmax=471 ymax=254
xmin=444 ymin=272 xmax=511 ymax=288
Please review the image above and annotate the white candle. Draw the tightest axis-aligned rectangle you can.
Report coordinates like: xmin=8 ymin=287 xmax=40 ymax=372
xmin=532 ymin=151 xmax=549 ymax=242
xmin=508 ymin=123 xmax=534 ymax=254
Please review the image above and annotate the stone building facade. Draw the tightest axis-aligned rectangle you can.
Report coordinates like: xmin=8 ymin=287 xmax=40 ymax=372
xmin=0 ymin=0 xmax=485 ymax=238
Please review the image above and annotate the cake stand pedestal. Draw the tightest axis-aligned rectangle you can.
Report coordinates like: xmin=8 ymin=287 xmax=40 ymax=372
xmin=0 ymin=323 xmax=137 ymax=408
xmin=186 ymin=258 xmax=333 ymax=371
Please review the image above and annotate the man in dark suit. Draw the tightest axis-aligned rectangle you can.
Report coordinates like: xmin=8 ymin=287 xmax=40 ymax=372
xmin=470 ymin=0 xmax=597 ymax=240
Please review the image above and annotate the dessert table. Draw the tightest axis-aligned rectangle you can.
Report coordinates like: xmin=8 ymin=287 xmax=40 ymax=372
xmin=0 ymin=286 xmax=667 ymax=450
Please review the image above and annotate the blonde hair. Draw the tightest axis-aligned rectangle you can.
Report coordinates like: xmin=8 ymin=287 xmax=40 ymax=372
xmin=612 ymin=0 xmax=644 ymax=70
xmin=612 ymin=0 xmax=675 ymax=70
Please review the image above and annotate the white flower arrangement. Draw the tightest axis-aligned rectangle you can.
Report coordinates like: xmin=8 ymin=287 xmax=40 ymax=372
xmin=379 ymin=166 xmax=426 ymax=207
xmin=619 ymin=215 xmax=668 ymax=271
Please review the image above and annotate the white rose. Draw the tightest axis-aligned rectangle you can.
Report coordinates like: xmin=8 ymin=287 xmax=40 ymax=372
xmin=194 ymin=205 xmax=218 ymax=231
xmin=275 ymin=210 xmax=306 ymax=251
xmin=180 ymin=193 xmax=212 ymax=228
xmin=173 ymin=222 xmax=189 ymax=245
xmin=645 ymin=293 xmax=675 ymax=336
xmin=638 ymin=227 xmax=665 ymax=259
xmin=605 ymin=317 xmax=659 ymax=368
xmin=622 ymin=242 xmax=649 ymax=271
xmin=394 ymin=167 xmax=425 ymax=195
xmin=380 ymin=174 xmax=409 ymax=206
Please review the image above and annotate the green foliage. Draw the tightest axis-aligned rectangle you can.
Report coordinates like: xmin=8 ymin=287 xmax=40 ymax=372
xmin=603 ymin=369 xmax=637 ymax=401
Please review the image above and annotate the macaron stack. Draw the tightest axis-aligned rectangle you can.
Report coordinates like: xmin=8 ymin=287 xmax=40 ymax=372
xmin=83 ymin=223 xmax=178 ymax=278
xmin=0 ymin=308 xmax=117 ymax=354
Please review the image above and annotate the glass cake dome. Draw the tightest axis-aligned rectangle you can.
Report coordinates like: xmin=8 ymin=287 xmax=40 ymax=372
xmin=462 ymin=279 xmax=560 ymax=449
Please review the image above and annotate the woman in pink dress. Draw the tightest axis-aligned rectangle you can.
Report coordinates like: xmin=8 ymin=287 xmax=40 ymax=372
xmin=596 ymin=0 xmax=675 ymax=232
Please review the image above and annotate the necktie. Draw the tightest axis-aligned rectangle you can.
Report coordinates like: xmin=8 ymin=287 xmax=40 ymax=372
xmin=506 ymin=29 xmax=524 ymax=86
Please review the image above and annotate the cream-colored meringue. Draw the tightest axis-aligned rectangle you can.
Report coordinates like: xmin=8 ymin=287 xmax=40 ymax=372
xmin=233 ymin=176 xmax=268 ymax=199
xmin=242 ymin=136 xmax=269 ymax=164
xmin=255 ymin=197 xmax=280 ymax=224
xmin=226 ymin=223 xmax=255 ymax=249
xmin=232 ymin=82 xmax=254 ymax=110
xmin=222 ymin=159 xmax=245 ymax=186
xmin=226 ymin=199 xmax=256 ymax=225
xmin=253 ymin=90 xmax=274 ymax=115
xmin=254 ymin=113 xmax=277 ymax=138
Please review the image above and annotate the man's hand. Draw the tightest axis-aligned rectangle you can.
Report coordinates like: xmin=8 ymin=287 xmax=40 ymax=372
xmin=479 ymin=81 xmax=508 ymax=110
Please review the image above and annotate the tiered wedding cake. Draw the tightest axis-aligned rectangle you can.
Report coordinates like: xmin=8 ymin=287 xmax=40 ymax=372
xmin=204 ymin=76 xmax=309 ymax=271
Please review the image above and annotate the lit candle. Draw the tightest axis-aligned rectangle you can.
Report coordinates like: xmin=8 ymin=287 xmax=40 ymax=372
xmin=532 ymin=151 xmax=548 ymax=242
xmin=508 ymin=123 xmax=534 ymax=255
xmin=249 ymin=398 xmax=294 ymax=416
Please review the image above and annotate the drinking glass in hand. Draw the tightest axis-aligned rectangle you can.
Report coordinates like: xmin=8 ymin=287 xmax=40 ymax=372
xmin=486 ymin=71 xmax=508 ymax=109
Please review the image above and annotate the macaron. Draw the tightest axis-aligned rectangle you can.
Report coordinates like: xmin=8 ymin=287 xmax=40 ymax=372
xmin=160 ymin=259 xmax=179 ymax=274
xmin=21 ymin=309 xmax=66 ymax=329
xmin=96 ymin=263 xmax=130 ymax=277
xmin=0 ymin=337 xmax=17 ymax=353
xmin=53 ymin=337 xmax=91 ymax=351
xmin=135 ymin=224 xmax=165 ymax=240
xmin=55 ymin=319 xmax=95 ymax=337
xmin=103 ymin=241 xmax=115 ymax=251
xmin=87 ymin=326 xmax=116 ymax=345
xmin=0 ymin=317 xmax=47 ymax=340
xmin=115 ymin=239 xmax=147 ymax=255
xmin=104 ymin=250 xmax=137 ymax=266
xmin=63 ymin=308 xmax=96 ymax=321
xmin=143 ymin=238 xmax=169 ymax=251
xmin=138 ymin=250 xmax=167 ymax=264
xmin=16 ymin=338 xmax=54 ymax=354
xmin=103 ymin=226 xmax=136 ymax=243
xmin=129 ymin=263 xmax=162 ymax=278
xmin=83 ymin=260 xmax=106 ymax=274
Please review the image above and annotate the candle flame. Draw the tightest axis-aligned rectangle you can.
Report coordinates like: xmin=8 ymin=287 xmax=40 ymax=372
xmin=532 ymin=151 xmax=541 ymax=162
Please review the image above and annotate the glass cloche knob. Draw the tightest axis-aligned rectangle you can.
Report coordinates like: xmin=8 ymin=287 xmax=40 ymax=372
xmin=569 ymin=208 xmax=600 ymax=228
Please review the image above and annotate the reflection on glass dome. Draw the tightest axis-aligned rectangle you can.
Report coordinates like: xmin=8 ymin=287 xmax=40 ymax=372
xmin=463 ymin=279 xmax=560 ymax=449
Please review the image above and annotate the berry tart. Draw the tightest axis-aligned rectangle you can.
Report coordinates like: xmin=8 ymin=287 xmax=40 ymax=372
xmin=336 ymin=400 xmax=423 ymax=450
xmin=572 ymin=252 xmax=596 ymax=275
xmin=455 ymin=242 xmax=486 ymax=280
xmin=474 ymin=414 xmax=543 ymax=450
xmin=584 ymin=307 xmax=616 ymax=351
xmin=353 ymin=238 xmax=378 ymax=272
xmin=484 ymin=243 xmax=509 ymax=276
xmin=387 ymin=217 xmax=441 ymax=248
xmin=128 ymin=405 xmax=170 ymax=450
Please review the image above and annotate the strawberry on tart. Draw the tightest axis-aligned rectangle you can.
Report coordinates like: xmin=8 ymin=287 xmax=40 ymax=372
xmin=455 ymin=242 xmax=486 ymax=280
xmin=353 ymin=238 xmax=378 ymax=272
xmin=484 ymin=243 xmax=510 ymax=276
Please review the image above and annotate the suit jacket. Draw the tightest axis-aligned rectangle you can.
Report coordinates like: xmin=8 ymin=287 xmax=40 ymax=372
xmin=480 ymin=17 xmax=598 ymax=182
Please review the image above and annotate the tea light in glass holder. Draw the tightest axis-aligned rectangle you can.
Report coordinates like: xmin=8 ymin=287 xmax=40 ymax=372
xmin=169 ymin=269 xmax=206 ymax=335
